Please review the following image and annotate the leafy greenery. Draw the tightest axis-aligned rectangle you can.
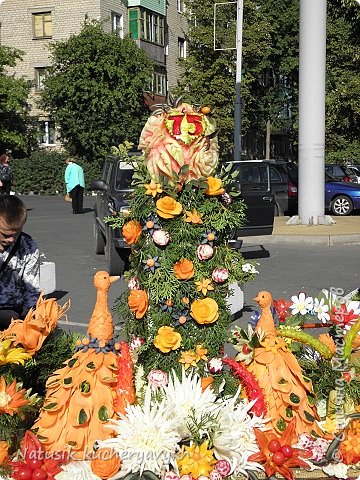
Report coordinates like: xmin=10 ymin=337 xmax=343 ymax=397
xmin=11 ymin=150 xmax=101 ymax=195
xmin=0 ymin=46 xmax=37 ymax=155
xmin=40 ymin=20 xmax=154 ymax=162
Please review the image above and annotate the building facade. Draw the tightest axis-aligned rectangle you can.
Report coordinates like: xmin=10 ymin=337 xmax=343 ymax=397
xmin=0 ymin=0 xmax=188 ymax=147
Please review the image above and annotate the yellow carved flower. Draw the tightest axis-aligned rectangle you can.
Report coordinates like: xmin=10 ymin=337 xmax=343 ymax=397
xmin=179 ymin=350 xmax=198 ymax=370
xmin=184 ymin=209 xmax=203 ymax=224
xmin=0 ymin=340 xmax=31 ymax=366
xmin=144 ymin=180 xmax=163 ymax=197
xmin=190 ymin=298 xmax=219 ymax=325
xmin=156 ymin=196 xmax=182 ymax=219
xmin=205 ymin=177 xmax=224 ymax=196
xmin=195 ymin=278 xmax=214 ymax=296
xmin=195 ymin=345 xmax=208 ymax=362
xmin=177 ymin=441 xmax=216 ymax=479
xmin=154 ymin=326 xmax=181 ymax=353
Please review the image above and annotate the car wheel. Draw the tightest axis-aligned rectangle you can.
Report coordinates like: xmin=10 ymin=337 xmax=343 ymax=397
xmin=94 ymin=224 xmax=105 ymax=254
xmin=331 ymin=195 xmax=354 ymax=216
xmin=106 ymin=228 xmax=127 ymax=276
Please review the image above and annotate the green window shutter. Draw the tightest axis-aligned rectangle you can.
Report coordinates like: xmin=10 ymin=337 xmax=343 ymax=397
xmin=129 ymin=8 xmax=139 ymax=39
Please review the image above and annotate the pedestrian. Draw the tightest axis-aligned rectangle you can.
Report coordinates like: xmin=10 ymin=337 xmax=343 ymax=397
xmin=64 ymin=158 xmax=85 ymax=214
xmin=0 ymin=195 xmax=40 ymax=329
xmin=0 ymin=150 xmax=13 ymax=195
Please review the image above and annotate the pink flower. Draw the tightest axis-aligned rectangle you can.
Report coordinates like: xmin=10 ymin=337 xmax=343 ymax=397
xmin=152 ymin=229 xmax=170 ymax=246
xmin=221 ymin=192 xmax=232 ymax=204
xmin=164 ymin=472 xmax=180 ymax=480
xmin=215 ymin=460 xmax=231 ymax=477
xmin=147 ymin=369 xmax=168 ymax=388
xmin=209 ymin=472 xmax=222 ymax=480
xmin=208 ymin=358 xmax=223 ymax=374
xmin=180 ymin=476 xmax=193 ymax=480
xmin=128 ymin=277 xmax=140 ymax=290
xmin=197 ymin=244 xmax=214 ymax=260
xmin=130 ymin=336 xmax=144 ymax=350
xmin=211 ymin=268 xmax=229 ymax=283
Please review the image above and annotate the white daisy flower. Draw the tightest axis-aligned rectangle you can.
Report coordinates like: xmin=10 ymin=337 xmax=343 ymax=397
xmin=241 ymin=263 xmax=259 ymax=274
xmin=161 ymin=368 xmax=218 ymax=438
xmin=98 ymin=387 xmax=181 ymax=477
xmin=290 ymin=292 xmax=313 ymax=315
xmin=313 ymin=297 xmax=330 ymax=323
xmin=211 ymin=390 xmax=268 ymax=476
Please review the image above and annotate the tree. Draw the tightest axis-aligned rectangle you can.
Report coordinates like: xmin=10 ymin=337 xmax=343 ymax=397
xmin=40 ymin=21 xmax=154 ymax=161
xmin=0 ymin=46 xmax=35 ymax=155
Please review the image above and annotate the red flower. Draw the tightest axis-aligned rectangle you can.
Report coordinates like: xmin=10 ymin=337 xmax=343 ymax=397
xmin=273 ymin=299 xmax=292 ymax=323
xmin=248 ymin=419 xmax=311 ymax=480
xmin=330 ymin=304 xmax=358 ymax=328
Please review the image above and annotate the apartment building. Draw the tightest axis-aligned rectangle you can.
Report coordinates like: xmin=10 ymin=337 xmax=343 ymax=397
xmin=0 ymin=0 xmax=188 ymax=147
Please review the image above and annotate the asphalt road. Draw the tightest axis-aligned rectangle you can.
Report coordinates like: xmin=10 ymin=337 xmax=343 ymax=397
xmin=22 ymin=195 xmax=360 ymax=334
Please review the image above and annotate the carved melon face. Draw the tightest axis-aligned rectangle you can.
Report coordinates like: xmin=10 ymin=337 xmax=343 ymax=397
xmin=139 ymin=103 xmax=219 ymax=184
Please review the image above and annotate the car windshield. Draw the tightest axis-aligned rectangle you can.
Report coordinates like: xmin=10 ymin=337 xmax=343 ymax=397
xmin=115 ymin=162 xmax=133 ymax=190
xmin=326 ymin=173 xmax=338 ymax=182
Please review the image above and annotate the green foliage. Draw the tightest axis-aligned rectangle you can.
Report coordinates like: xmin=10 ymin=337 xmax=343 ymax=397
xmin=11 ymin=150 xmax=102 ymax=194
xmin=109 ymin=157 xmax=256 ymax=378
xmin=0 ymin=46 xmax=37 ymax=155
xmin=40 ymin=20 xmax=154 ymax=162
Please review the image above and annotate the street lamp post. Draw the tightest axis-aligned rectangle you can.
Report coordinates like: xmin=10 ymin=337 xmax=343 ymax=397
xmin=234 ymin=0 xmax=243 ymax=161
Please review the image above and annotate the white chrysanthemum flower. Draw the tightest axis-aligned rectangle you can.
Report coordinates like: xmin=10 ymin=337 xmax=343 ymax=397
xmin=346 ymin=299 xmax=360 ymax=316
xmin=211 ymin=390 xmax=268 ymax=476
xmin=290 ymin=292 xmax=313 ymax=315
xmin=313 ymin=297 xmax=330 ymax=322
xmin=98 ymin=387 xmax=181 ymax=478
xmin=161 ymin=368 xmax=218 ymax=437
xmin=55 ymin=461 xmax=100 ymax=480
xmin=241 ymin=263 xmax=259 ymax=274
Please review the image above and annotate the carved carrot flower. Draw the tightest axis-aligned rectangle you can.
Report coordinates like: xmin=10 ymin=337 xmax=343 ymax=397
xmin=184 ymin=209 xmax=203 ymax=224
xmin=195 ymin=278 xmax=214 ymax=296
xmin=179 ymin=350 xmax=198 ymax=370
xmin=144 ymin=180 xmax=163 ymax=197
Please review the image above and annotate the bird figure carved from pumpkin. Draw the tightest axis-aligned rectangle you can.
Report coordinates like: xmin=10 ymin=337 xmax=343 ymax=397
xmin=33 ymin=272 xmax=135 ymax=459
xmin=248 ymin=291 xmax=321 ymax=440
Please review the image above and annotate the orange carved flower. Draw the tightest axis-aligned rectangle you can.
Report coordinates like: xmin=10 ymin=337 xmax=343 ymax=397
xmin=185 ymin=209 xmax=203 ymax=224
xmin=128 ymin=290 xmax=149 ymax=319
xmin=205 ymin=177 xmax=224 ymax=196
xmin=179 ymin=350 xmax=198 ymax=370
xmin=0 ymin=377 xmax=29 ymax=416
xmin=190 ymin=298 xmax=219 ymax=325
xmin=0 ymin=441 xmax=8 ymax=466
xmin=156 ymin=196 xmax=183 ymax=219
xmin=154 ymin=326 xmax=181 ymax=353
xmin=91 ymin=447 xmax=122 ymax=479
xmin=174 ymin=259 xmax=195 ymax=280
xmin=122 ymin=220 xmax=142 ymax=245
xmin=144 ymin=180 xmax=163 ymax=198
xmin=195 ymin=344 xmax=208 ymax=361
xmin=201 ymin=377 xmax=214 ymax=392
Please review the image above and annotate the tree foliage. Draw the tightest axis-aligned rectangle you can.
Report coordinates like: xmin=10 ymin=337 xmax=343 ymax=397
xmin=0 ymin=46 xmax=35 ymax=155
xmin=175 ymin=0 xmax=360 ymax=162
xmin=40 ymin=21 xmax=154 ymax=161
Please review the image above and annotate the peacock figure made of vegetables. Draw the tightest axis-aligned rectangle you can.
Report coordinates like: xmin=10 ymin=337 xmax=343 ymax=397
xmin=248 ymin=291 xmax=322 ymax=440
xmin=33 ymin=272 xmax=135 ymax=458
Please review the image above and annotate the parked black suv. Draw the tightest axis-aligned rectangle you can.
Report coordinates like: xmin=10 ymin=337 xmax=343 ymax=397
xmin=91 ymin=155 xmax=276 ymax=275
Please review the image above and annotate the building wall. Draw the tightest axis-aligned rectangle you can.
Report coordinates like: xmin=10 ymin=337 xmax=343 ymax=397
xmin=166 ymin=0 xmax=187 ymax=89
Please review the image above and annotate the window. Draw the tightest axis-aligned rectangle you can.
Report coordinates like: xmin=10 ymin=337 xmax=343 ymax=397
xmin=128 ymin=8 xmax=164 ymax=45
xmin=150 ymin=68 xmax=166 ymax=96
xmin=33 ymin=12 xmax=52 ymax=38
xmin=178 ymin=37 xmax=186 ymax=59
xmin=177 ymin=0 xmax=185 ymax=13
xmin=34 ymin=67 xmax=48 ymax=91
xmin=38 ymin=121 xmax=56 ymax=146
xmin=112 ymin=12 xmax=123 ymax=38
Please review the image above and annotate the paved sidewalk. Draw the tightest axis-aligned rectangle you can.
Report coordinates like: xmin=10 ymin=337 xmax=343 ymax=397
xmin=243 ymin=215 xmax=360 ymax=245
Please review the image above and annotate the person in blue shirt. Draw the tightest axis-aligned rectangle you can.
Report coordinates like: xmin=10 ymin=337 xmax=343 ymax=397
xmin=64 ymin=158 xmax=85 ymax=214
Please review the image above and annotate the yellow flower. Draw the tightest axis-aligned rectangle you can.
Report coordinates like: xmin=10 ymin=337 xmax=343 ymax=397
xmin=195 ymin=278 xmax=214 ymax=296
xmin=179 ymin=350 xmax=198 ymax=370
xmin=190 ymin=298 xmax=219 ymax=325
xmin=184 ymin=209 xmax=203 ymax=224
xmin=177 ymin=441 xmax=216 ymax=479
xmin=154 ymin=326 xmax=181 ymax=353
xmin=0 ymin=340 xmax=31 ymax=366
xmin=260 ymin=337 xmax=287 ymax=353
xmin=205 ymin=177 xmax=224 ymax=196
xmin=156 ymin=196 xmax=182 ymax=219
xmin=195 ymin=345 xmax=208 ymax=362
xmin=319 ymin=416 xmax=339 ymax=435
xmin=144 ymin=180 xmax=163 ymax=197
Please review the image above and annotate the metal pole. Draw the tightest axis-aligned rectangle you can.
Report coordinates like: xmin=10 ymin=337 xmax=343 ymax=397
xmin=234 ymin=0 xmax=243 ymax=161
xmin=297 ymin=0 xmax=327 ymax=224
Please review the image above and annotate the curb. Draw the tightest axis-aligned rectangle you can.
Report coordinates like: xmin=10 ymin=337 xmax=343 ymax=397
xmin=241 ymin=233 xmax=360 ymax=246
